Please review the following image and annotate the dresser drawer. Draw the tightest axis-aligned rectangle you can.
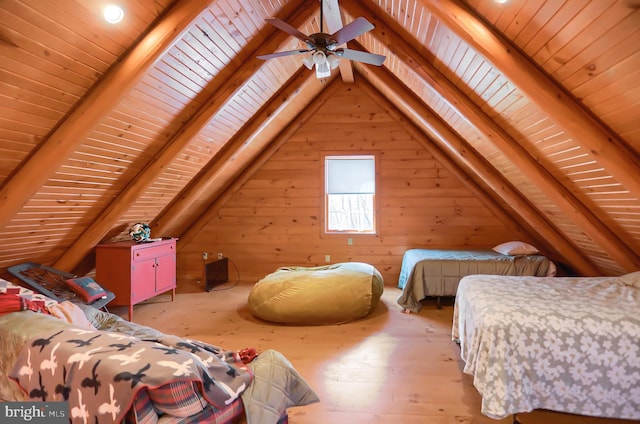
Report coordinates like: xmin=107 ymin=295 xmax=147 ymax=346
xmin=131 ymin=240 xmax=175 ymax=263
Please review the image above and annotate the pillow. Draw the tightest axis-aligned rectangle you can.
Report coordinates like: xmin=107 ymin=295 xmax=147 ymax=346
xmin=492 ymin=241 xmax=539 ymax=255
xmin=618 ymin=271 xmax=640 ymax=289
xmin=65 ymin=276 xmax=107 ymax=303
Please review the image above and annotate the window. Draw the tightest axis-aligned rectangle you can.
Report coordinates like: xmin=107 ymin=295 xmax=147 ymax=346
xmin=325 ymin=155 xmax=376 ymax=233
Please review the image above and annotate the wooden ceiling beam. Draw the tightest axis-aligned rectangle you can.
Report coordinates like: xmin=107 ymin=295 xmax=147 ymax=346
xmin=54 ymin=0 xmax=318 ymax=272
xmin=354 ymin=74 xmax=532 ymax=245
xmin=421 ymin=0 xmax=640 ymax=201
xmin=358 ymin=64 xmax=601 ymax=276
xmin=0 ymin=0 xmax=213 ymax=229
xmin=322 ymin=0 xmax=355 ymax=82
xmin=177 ymin=77 xmax=344 ymax=247
xmin=342 ymin=1 xmax=640 ymax=272
xmin=152 ymin=70 xmax=327 ymax=238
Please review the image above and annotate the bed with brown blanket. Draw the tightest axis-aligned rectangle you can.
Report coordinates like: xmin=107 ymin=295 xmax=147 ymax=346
xmin=397 ymin=243 xmax=555 ymax=312
xmin=0 ymin=279 xmax=318 ymax=423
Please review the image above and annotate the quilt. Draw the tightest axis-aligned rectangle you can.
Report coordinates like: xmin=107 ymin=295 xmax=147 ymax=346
xmin=452 ymin=273 xmax=640 ymax=420
xmin=9 ymin=327 xmax=253 ymax=423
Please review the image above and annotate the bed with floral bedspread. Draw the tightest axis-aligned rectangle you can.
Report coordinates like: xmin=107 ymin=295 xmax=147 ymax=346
xmin=452 ymin=272 xmax=640 ymax=420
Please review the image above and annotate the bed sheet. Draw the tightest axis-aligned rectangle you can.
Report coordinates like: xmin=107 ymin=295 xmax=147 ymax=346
xmin=452 ymin=274 xmax=640 ymax=419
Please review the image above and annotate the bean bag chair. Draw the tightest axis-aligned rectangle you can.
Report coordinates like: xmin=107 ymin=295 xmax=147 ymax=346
xmin=248 ymin=262 xmax=384 ymax=325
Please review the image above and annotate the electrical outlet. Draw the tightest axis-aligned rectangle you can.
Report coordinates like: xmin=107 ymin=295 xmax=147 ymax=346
xmin=217 ymin=252 xmax=224 ymax=260
xmin=202 ymin=252 xmax=208 ymax=260
xmin=325 ymin=254 xmax=330 ymax=263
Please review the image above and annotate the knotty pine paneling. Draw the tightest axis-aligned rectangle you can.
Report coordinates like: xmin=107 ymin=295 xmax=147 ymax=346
xmin=405 ymin=13 xmax=632 ymax=273
xmin=458 ymin=0 xmax=640 ymax=271
xmin=179 ymin=82 xmax=536 ymax=285
xmin=0 ymin=0 xmax=172 ymax=185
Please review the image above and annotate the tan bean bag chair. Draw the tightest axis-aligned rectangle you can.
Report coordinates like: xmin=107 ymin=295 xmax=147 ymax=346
xmin=248 ymin=262 xmax=384 ymax=325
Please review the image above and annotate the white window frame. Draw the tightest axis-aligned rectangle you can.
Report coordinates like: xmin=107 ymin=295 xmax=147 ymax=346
xmin=324 ymin=154 xmax=376 ymax=234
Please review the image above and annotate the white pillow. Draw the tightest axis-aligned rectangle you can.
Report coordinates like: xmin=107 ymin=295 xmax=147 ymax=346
xmin=492 ymin=241 xmax=539 ymax=255
xmin=618 ymin=271 xmax=640 ymax=288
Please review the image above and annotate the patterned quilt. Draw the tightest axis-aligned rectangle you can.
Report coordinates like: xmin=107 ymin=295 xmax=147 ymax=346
xmin=9 ymin=327 xmax=253 ymax=423
xmin=452 ymin=273 xmax=640 ymax=419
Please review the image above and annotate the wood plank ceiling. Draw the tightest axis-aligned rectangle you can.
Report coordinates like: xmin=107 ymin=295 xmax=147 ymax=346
xmin=0 ymin=0 xmax=638 ymax=277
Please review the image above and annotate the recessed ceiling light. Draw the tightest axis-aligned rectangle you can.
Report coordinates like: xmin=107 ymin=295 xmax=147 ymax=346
xmin=104 ymin=5 xmax=124 ymax=24
xmin=494 ymin=0 xmax=509 ymax=3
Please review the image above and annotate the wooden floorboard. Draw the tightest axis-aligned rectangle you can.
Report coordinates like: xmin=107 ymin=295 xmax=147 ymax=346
xmin=107 ymin=281 xmax=631 ymax=424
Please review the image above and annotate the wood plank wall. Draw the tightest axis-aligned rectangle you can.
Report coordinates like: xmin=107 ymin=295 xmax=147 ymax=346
xmin=178 ymin=82 xmax=537 ymax=286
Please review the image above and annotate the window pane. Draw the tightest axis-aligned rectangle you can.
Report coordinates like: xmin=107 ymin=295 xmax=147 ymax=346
xmin=326 ymin=157 xmax=375 ymax=194
xmin=325 ymin=155 xmax=376 ymax=233
xmin=327 ymin=194 xmax=374 ymax=232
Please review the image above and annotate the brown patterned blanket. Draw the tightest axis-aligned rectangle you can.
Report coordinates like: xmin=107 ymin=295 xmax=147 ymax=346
xmin=9 ymin=327 xmax=253 ymax=423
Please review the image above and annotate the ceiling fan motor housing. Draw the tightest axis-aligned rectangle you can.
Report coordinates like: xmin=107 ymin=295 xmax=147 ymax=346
xmin=306 ymin=33 xmax=338 ymax=52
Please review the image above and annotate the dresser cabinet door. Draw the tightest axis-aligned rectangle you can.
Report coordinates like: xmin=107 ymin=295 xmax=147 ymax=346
xmin=131 ymin=257 xmax=158 ymax=304
xmin=155 ymin=252 xmax=176 ymax=293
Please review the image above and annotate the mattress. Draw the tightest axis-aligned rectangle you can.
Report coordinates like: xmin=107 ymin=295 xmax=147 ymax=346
xmin=397 ymin=248 xmax=553 ymax=312
xmin=452 ymin=273 xmax=640 ymax=420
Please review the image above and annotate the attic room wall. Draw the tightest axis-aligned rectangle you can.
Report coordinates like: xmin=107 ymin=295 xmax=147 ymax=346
xmin=177 ymin=82 xmax=538 ymax=286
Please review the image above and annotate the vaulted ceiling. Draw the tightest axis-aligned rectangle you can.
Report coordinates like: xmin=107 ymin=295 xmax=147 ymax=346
xmin=1 ymin=0 xmax=639 ymax=276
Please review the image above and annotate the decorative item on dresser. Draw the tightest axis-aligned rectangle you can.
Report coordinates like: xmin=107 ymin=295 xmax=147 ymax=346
xmin=96 ymin=238 xmax=176 ymax=321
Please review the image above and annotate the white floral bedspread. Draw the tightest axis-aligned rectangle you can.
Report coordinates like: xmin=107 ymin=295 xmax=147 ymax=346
xmin=452 ymin=274 xmax=640 ymax=420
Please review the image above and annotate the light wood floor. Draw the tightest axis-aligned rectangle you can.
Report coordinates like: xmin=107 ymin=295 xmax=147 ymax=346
xmin=108 ymin=281 xmax=632 ymax=424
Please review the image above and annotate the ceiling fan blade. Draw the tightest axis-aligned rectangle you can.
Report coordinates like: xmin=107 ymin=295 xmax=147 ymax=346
xmin=331 ymin=17 xmax=374 ymax=45
xmin=335 ymin=48 xmax=386 ymax=66
xmin=265 ymin=18 xmax=310 ymax=43
xmin=257 ymin=49 xmax=310 ymax=60
xmin=321 ymin=0 xmax=343 ymax=34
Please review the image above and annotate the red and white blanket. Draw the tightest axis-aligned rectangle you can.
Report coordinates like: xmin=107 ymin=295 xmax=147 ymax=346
xmin=10 ymin=327 xmax=253 ymax=423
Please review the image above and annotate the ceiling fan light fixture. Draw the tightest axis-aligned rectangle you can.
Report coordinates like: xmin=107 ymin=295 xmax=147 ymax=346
xmin=304 ymin=51 xmax=330 ymax=79
xmin=327 ymin=54 xmax=340 ymax=69
xmin=301 ymin=54 xmax=314 ymax=70
xmin=315 ymin=59 xmax=331 ymax=79
xmin=312 ymin=51 xmax=327 ymax=66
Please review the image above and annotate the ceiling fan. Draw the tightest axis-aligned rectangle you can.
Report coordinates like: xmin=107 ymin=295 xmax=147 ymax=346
xmin=257 ymin=0 xmax=386 ymax=79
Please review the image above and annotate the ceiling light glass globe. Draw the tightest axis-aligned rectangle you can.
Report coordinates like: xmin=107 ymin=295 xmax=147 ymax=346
xmin=104 ymin=5 xmax=124 ymax=24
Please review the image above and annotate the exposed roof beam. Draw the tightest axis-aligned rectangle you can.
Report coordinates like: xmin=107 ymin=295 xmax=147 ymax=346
xmin=343 ymin=2 xmax=640 ymax=272
xmin=322 ymin=0 xmax=355 ymax=82
xmin=52 ymin=1 xmax=318 ymax=272
xmin=353 ymin=74 xmax=532 ymax=244
xmin=420 ymin=0 xmax=640 ymax=201
xmin=0 ymin=0 xmax=213 ymax=229
xmin=359 ymin=63 xmax=600 ymax=276
xmin=153 ymin=69 xmax=327 ymax=238
xmin=177 ymin=77 xmax=344 ymax=246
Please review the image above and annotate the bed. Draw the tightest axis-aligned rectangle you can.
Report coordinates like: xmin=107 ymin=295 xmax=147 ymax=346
xmin=0 ymin=278 xmax=319 ymax=424
xmin=397 ymin=243 xmax=555 ymax=312
xmin=452 ymin=272 xmax=640 ymax=420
